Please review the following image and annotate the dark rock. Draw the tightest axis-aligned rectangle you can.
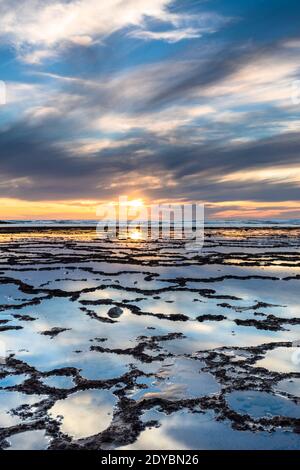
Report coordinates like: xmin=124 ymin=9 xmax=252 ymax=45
xmin=107 ymin=306 xmax=123 ymax=318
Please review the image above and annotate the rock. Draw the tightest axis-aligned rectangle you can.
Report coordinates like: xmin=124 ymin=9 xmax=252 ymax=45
xmin=107 ymin=306 xmax=123 ymax=319
xmin=40 ymin=327 xmax=71 ymax=338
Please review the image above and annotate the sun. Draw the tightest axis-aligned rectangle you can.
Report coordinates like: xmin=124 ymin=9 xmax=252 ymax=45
xmin=130 ymin=229 xmax=143 ymax=240
xmin=127 ymin=199 xmax=144 ymax=208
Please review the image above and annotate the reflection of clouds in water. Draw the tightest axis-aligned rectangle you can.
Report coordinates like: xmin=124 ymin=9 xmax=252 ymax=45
xmin=122 ymin=414 xmax=189 ymax=450
xmin=49 ymin=389 xmax=117 ymax=439
xmin=226 ymin=390 xmax=300 ymax=419
xmin=41 ymin=375 xmax=74 ymax=389
xmin=47 ymin=279 xmax=101 ymax=292
xmin=121 ymin=411 xmax=214 ymax=450
xmin=80 ymin=287 xmax=141 ymax=302
xmin=291 ymin=349 xmax=300 ymax=366
xmin=0 ymin=391 xmax=46 ymax=427
xmin=2 ymin=275 xmax=299 ymax=373
xmin=7 ymin=430 xmax=49 ymax=450
xmin=0 ymin=373 xmax=29 ymax=388
xmin=132 ymin=358 xmax=220 ymax=401
xmin=165 ymin=320 xmax=279 ymax=355
xmin=1 ymin=315 xmax=132 ymax=380
xmin=142 ymin=384 xmax=187 ymax=401
xmin=275 ymin=378 xmax=300 ymax=398
xmin=256 ymin=347 xmax=300 ymax=373
xmin=2 ymin=230 xmax=300 ymax=449
xmin=159 ymin=263 xmax=300 ymax=283
xmin=122 ymin=409 xmax=300 ymax=450
xmin=0 ymin=284 xmax=40 ymax=305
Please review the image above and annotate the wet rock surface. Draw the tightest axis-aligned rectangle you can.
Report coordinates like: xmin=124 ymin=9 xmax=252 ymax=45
xmin=0 ymin=227 xmax=299 ymax=449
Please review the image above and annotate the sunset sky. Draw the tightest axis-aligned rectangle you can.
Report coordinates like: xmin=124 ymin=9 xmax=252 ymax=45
xmin=0 ymin=0 xmax=300 ymax=219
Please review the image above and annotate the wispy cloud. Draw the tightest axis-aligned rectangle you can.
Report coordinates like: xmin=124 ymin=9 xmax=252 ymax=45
xmin=129 ymin=27 xmax=201 ymax=43
xmin=0 ymin=0 xmax=206 ymax=62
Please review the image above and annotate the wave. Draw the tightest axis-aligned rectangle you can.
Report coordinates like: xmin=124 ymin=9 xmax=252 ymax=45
xmin=1 ymin=219 xmax=300 ymax=228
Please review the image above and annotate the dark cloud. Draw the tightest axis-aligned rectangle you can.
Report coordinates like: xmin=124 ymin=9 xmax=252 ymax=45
xmin=1 ymin=110 xmax=300 ymax=203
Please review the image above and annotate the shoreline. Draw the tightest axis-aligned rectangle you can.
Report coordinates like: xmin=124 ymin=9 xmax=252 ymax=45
xmin=0 ymin=225 xmax=299 ymax=234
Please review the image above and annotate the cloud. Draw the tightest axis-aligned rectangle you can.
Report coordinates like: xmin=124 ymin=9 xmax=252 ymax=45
xmin=0 ymin=0 xmax=300 ymax=219
xmin=0 ymin=0 xmax=210 ymax=62
xmin=129 ymin=9 xmax=229 ymax=43
xmin=96 ymin=105 xmax=214 ymax=135
xmin=1 ymin=96 xmax=300 ymax=205
xmin=201 ymin=54 xmax=300 ymax=109
xmin=216 ymin=165 xmax=300 ymax=186
xmin=129 ymin=27 xmax=201 ymax=43
xmin=21 ymin=49 xmax=58 ymax=64
xmin=0 ymin=0 xmax=171 ymax=45
xmin=70 ymin=35 xmax=94 ymax=46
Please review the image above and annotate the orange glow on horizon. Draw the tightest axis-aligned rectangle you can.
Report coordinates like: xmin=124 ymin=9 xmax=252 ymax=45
xmin=0 ymin=197 xmax=299 ymax=220
xmin=0 ymin=198 xmax=100 ymax=220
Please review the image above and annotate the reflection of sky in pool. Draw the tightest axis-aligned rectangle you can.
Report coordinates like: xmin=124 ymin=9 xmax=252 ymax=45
xmin=121 ymin=409 xmax=300 ymax=450
xmin=0 ymin=228 xmax=299 ymax=449
xmin=226 ymin=390 xmax=300 ymax=419
xmin=49 ymin=389 xmax=117 ymax=439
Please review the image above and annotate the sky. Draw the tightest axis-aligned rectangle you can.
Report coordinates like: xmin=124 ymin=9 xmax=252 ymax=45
xmin=0 ymin=0 xmax=300 ymax=220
